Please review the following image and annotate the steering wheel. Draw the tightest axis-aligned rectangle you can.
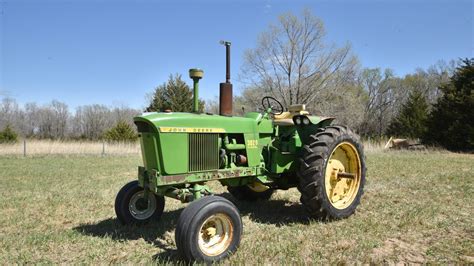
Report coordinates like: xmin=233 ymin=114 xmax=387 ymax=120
xmin=261 ymin=96 xmax=284 ymax=115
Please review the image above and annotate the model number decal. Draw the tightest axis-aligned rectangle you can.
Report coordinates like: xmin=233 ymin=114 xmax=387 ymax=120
xmin=246 ymin=139 xmax=258 ymax=149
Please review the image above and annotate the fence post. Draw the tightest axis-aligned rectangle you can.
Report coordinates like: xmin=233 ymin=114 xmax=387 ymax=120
xmin=23 ymin=139 xmax=26 ymax=157
xmin=102 ymin=141 xmax=105 ymax=156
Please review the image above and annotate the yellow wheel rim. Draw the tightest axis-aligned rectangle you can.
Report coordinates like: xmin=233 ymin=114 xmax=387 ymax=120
xmin=247 ymin=182 xmax=270 ymax=193
xmin=198 ymin=213 xmax=234 ymax=256
xmin=325 ymin=142 xmax=362 ymax=209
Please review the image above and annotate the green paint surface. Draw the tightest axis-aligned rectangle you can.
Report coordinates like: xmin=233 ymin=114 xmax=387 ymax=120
xmin=134 ymin=111 xmax=331 ymax=195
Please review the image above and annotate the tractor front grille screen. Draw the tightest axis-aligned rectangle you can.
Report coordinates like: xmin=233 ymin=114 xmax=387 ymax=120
xmin=188 ymin=133 xmax=219 ymax=172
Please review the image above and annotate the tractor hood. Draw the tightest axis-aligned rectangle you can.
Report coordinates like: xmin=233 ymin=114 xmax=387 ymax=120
xmin=134 ymin=112 xmax=258 ymax=134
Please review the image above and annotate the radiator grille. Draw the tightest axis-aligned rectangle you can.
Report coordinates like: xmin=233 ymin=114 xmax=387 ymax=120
xmin=188 ymin=133 xmax=219 ymax=172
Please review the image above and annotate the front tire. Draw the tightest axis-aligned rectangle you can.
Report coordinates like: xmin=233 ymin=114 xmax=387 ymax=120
xmin=175 ymin=195 xmax=242 ymax=263
xmin=298 ymin=125 xmax=366 ymax=220
xmin=115 ymin=181 xmax=165 ymax=225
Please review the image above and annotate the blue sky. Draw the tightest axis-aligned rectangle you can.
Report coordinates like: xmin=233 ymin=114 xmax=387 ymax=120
xmin=1 ymin=0 xmax=473 ymax=110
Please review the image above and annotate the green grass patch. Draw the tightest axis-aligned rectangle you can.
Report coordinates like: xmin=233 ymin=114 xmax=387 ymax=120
xmin=0 ymin=151 xmax=472 ymax=264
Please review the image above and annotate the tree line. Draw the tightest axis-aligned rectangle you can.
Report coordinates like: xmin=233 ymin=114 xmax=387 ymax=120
xmin=228 ymin=10 xmax=459 ymax=138
xmin=0 ymin=100 xmax=141 ymax=141
xmin=1 ymin=10 xmax=472 ymax=150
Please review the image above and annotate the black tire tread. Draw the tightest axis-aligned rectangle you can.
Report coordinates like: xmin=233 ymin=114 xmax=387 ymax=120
xmin=114 ymin=180 xmax=165 ymax=225
xmin=297 ymin=125 xmax=366 ymax=220
xmin=175 ymin=195 xmax=224 ymax=256
xmin=175 ymin=195 xmax=242 ymax=262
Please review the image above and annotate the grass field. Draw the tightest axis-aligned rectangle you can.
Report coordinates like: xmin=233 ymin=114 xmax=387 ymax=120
xmin=0 ymin=151 xmax=472 ymax=264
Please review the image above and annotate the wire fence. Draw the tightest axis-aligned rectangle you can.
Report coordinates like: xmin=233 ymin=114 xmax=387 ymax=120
xmin=0 ymin=138 xmax=390 ymax=157
xmin=0 ymin=140 xmax=140 ymax=156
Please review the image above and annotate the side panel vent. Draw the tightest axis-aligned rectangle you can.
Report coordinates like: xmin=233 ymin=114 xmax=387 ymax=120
xmin=188 ymin=133 xmax=219 ymax=172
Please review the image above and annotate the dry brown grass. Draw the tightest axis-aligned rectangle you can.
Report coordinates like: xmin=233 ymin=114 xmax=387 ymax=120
xmin=0 ymin=140 xmax=140 ymax=155
xmin=0 ymin=139 xmax=388 ymax=156
xmin=362 ymin=138 xmax=388 ymax=152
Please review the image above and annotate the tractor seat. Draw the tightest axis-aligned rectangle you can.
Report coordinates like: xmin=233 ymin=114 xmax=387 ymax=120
xmin=273 ymin=104 xmax=309 ymax=126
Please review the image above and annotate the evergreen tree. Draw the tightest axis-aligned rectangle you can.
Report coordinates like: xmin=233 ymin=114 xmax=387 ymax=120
xmin=103 ymin=121 xmax=138 ymax=142
xmin=0 ymin=125 xmax=18 ymax=143
xmin=423 ymin=58 xmax=474 ymax=151
xmin=386 ymin=89 xmax=429 ymax=138
xmin=146 ymin=74 xmax=205 ymax=112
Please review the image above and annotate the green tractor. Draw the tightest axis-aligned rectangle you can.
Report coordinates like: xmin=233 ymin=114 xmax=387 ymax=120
xmin=115 ymin=42 xmax=366 ymax=263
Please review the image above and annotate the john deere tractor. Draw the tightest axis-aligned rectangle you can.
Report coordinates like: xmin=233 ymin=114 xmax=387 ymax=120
xmin=115 ymin=42 xmax=366 ymax=263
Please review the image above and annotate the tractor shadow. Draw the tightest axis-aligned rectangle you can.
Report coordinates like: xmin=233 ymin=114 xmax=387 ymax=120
xmin=73 ymin=208 xmax=183 ymax=261
xmin=74 ymin=194 xmax=311 ymax=263
xmin=219 ymin=192 xmax=311 ymax=226
xmin=152 ymin=194 xmax=311 ymax=262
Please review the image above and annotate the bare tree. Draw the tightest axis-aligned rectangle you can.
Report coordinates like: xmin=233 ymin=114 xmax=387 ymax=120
xmin=0 ymin=98 xmax=19 ymax=128
xmin=240 ymin=9 xmax=359 ymax=108
xmin=36 ymin=106 xmax=54 ymax=139
xmin=74 ymin=104 xmax=112 ymax=140
xmin=350 ymin=62 xmax=457 ymax=138
xmin=72 ymin=104 xmax=141 ymax=139
xmin=0 ymin=98 xmax=26 ymax=137
xmin=30 ymin=100 xmax=70 ymax=139
xmin=23 ymin=102 xmax=40 ymax=137
xmin=356 ymin=68 xmax=400 ymax=137
xmin=408 ymin=60 xmax=455 ymax=105
xmin=111 ymin=105 xmax=141 ymax=127
xmin=204 ymin=98 xmax=219 ymax=114
xmin=1 ymin=99 xmax=141 ymax=140
xmin=50 ymin=100 xmax=69 ymax=139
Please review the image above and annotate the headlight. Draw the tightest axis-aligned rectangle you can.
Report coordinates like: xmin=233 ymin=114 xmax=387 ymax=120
xmin=295 ymin=117 xmax=301 ymax=125
xmin=303 ymin=117 xmax=310 ymax=125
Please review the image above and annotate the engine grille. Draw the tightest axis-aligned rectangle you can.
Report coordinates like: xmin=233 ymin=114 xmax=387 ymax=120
xmin=188 ymin=133 xmax=219 ymax=172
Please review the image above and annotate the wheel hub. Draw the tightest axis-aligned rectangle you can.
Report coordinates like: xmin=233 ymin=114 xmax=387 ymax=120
xmin=205 ymin=227 xmax=217 ymax=238
xmin=129 ymin=191 xmax=157 ymax=220
xmin=325 ymin=142 xmax=362 ymax=209
xmin=198 ymin=213 xmax=234 ymax=256
xmin=135 ymin=198 xmax=149 ymax=211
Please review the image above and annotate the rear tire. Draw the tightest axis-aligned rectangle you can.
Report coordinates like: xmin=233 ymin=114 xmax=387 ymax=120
xmin=115 ymin=181 xmax=165 ymax=225
xmin=175 ymin=195 xmax=242 ymax=263
xmin=297 ymin=125 xmax=366 ymax=220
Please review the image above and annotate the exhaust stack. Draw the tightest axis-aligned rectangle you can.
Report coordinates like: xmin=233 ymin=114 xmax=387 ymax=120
xmin=219 ymin=41 xmax=232 ymax=116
